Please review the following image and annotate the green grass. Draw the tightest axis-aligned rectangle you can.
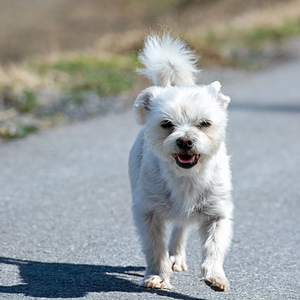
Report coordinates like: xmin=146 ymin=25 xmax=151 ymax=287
xmin=34 ymin=55 xmax=137 ymax=96
xmin=0 ymin=123 xmax=38 ymax=140
xmin=195 ymin=16 xmax=300 ymax=68
xmin=0 ymin=54 xmax=139 ymax=142
xmin=19 ymin=88 xmax=38 ymax=112
xmin=245 ymin=18 xmax=300 ymax=47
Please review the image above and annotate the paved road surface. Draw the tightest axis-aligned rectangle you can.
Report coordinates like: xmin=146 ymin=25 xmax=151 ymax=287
xmin=0 ymin=54 xmax=300 ymax=299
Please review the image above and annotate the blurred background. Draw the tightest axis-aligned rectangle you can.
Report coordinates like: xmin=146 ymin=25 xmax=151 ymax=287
xmin=0 ymin=0 xmax=300 ymax=142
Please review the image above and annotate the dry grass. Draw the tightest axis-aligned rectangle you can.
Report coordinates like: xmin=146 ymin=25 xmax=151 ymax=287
xmin=92 ymin=0 xmax=300 ymax=66
xmin=186 ymin=0 xmax=300 ymax=66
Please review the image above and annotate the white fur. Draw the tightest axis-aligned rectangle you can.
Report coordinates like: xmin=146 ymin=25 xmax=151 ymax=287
xmin=129 ymin=33 xmax=233 ymax=291
xmin=138 ymin=33 xmax=199 ymax=87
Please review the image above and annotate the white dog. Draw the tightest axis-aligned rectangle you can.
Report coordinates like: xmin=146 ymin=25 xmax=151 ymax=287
xmin=129 ymin=33 xmax=233 ymax=292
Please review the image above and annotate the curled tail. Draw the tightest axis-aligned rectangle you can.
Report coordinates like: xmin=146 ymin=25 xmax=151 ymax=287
xmin=138 ymin=33 xmax=199 ymax=87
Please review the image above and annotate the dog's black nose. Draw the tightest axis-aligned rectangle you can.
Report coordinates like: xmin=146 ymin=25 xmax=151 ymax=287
xmin=176 ymin=137 xmax=193 ymax=151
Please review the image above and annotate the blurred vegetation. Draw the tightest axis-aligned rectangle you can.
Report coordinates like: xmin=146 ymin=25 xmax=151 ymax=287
xmin=1 ymin=0 xmax=300 ymax=142
xmin=35 ymin=55 xmax=136 ymax=96
xmin=195 ymin=16 xmax=300 ymax=68
xmin=0 ymin=54 xmax=138 ymax=142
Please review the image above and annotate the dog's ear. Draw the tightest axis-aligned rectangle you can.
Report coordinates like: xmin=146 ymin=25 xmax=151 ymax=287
xmin=134 ymin=87 xmax=159 ymax=125
xmin=209 ymin=81 xmax=231 ymax=109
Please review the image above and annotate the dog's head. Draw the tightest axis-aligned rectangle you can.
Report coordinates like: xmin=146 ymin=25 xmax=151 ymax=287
xmin=134 ymin=82 xmax=230 ymax=173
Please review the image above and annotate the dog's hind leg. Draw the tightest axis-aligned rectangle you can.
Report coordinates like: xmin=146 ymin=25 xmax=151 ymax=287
xmin=169 ymin=224 xmax=189 ymax=272
xmin=134 ymin=210 xmax=171 ymax=289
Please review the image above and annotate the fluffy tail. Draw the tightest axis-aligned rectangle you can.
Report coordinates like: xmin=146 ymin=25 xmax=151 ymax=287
xmin=138 ymin=33 xmax=199 ymax=87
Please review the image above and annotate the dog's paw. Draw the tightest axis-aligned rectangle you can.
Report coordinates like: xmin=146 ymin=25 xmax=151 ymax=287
xmin=170 ymin=255 xmax=187 ymax=272
xmin=140 ymin=275 xmax=171 ymax=289
xmin=202 ymin=275 xmax=229 ymax=292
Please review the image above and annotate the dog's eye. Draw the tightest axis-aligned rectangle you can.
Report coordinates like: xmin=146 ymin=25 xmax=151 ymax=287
xmin=198 ymin=120 xmax=212 ymax=129
xmin=160 ymin=120 xmax=174 ymax=129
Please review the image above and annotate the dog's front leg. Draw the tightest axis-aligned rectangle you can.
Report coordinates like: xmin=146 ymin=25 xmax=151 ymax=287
xmin=199 ymin=215 xmax=232 ymax=292
xmin=135 ymin=211 xmax=171 ymax=289
xmin=169 ymin=224 xmax=188 ymax=272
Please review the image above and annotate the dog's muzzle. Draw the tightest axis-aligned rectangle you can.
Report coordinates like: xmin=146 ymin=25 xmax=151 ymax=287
xmin=172 ymin=153 xmax=200 ymax=169
xmin=173 ymin=137 xmax=199 ymax=169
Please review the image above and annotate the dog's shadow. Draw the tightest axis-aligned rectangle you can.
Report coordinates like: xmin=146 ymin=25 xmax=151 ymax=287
xmin=0 ymin=257 xmax=203 ymax=299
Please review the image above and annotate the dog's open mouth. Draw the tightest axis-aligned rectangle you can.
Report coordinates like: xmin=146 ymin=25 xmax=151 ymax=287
xmin=173 ymin=154 xmax=199 ymax=169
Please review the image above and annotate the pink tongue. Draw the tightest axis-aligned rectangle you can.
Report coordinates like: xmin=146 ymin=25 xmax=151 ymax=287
xmin=178 ymin=154 xmax=195 ymax=162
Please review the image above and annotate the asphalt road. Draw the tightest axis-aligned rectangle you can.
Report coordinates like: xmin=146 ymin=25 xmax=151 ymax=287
xmin=1 ymin=54 xmax=300 ymax=299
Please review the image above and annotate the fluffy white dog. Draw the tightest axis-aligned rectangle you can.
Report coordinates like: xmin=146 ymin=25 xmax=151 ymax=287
xmin=129 ymin=33 xmax=233 ymax=292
